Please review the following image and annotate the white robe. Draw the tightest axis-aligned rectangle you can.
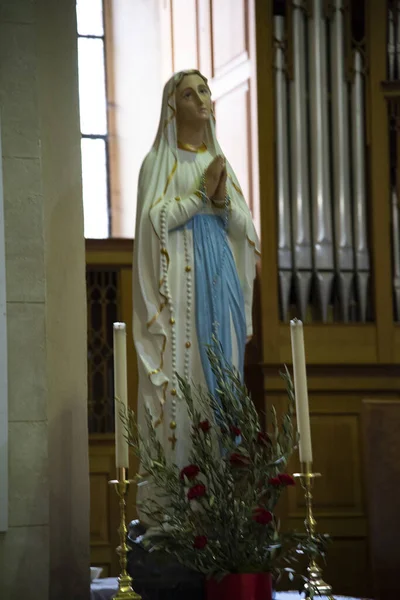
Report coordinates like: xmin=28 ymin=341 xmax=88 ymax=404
xmin=134 ymin=147 xmax=256 ymax=469
xmin=132 ymin=72 xmax=260 ymax=518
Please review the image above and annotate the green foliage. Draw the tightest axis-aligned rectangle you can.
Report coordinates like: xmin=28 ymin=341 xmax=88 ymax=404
xmin=124 ymin=342 xmax=327 ymax=583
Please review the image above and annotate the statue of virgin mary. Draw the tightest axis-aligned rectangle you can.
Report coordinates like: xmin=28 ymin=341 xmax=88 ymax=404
xmin=133 ymin=70 xmax=260 ymax=477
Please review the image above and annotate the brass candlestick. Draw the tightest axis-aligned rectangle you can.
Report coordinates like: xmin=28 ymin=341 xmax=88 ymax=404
xmin=294 ymin=462 xmax=334 ymax=600
xmin=109 ymin=467 xmax=142 ymax=600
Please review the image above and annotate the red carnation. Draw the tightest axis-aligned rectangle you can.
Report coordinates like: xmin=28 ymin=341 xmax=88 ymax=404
xmin=252 ymin=507 xmax=273 ymax=525
xmin=193 ymin=535 xmax=208 ymax=549
xmin=268 ymin=476 xmax=281 ymax=487
xmin=229 ymin=452 xmax=250 ymax=466
xmin=257 ymin=432 xmax=271 ymax=445
xmin=187 ymin=483 xmax=206 ymax=500
xmin=198 ymin=420 xmax=211 ymax=433
xmin=179 ymin=464 xmax=200 ymax=481
xmin=278 ymin=473 xmax=295 ymax=486
xmin=230 ymin=425 xmax=241 ymax=436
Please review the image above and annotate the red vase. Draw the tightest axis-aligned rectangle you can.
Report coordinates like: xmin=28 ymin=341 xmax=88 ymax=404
xmin=206 ymin=572 xmax=272 ymax=600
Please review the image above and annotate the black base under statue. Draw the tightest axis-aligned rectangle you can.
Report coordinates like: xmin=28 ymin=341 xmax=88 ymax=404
xmin=127 ymin=520 xmax=278 ymax=600
xmin=127 ymin=520 xmax=205 ymax=600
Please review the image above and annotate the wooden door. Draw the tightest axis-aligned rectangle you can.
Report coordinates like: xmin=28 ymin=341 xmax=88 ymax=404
xmin=160 ymin=0 xmax=260 ymax=232
xmin=209 ymin=0 xmax=260 ymax=232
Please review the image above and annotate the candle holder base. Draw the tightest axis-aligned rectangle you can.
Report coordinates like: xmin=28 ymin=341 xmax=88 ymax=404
xmin=109 ymin=468 xmax=142 ymax=600
xmin=294 ymin=464 xmax=333 ymax=600
xmin=303 ymin=560 xmax=334 ymax=599
xmin=113 ymin=573 xmax=142 ymax=600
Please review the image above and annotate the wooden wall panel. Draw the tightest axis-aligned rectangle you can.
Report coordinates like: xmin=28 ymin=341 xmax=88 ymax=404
xmin=89 ymin=440 xmax=118 ymax=575
xmin=367 ymin=2 xmax=394 ymax=362
xmin=215 ymin=82 xmax=251 ymax=202
xmin=197 ymin=0 xmax=212 ymax=76
xmin=211 ymin=0 xmax=247 ymax=73
xmin=171 ymin=0 xmax=198 ymax=72
xmin=322 ymin=538 xmax=371 ymax=598
xmin=288 ymin=413 xmax=363 ymax=516
xmin=90 ymin=473 xmax=110 ymax=546
xmin=362 ymin=400 xmax=400 ymax=599
xmin=311 ymin=415 xmax=361 ymax=512
xmin=211 ymin=0 xmax=259 ymax=226
xmin=255 ymin=0 xmax=280 ymax=358
xmin=279 ymin=324 xmax=377 ymax=364
xmin=159 ymin=0 xmax=174 ymax=81
xmin=395 ymin=326 xmax=400 ymax=362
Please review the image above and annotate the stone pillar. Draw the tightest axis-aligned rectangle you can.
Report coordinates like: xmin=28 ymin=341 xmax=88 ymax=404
xmin=0 ymin=0 xmax=90 ymax=598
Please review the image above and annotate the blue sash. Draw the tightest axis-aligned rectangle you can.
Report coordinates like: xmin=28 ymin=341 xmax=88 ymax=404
xmin=189 ymin=214 xmax=246 ymax=399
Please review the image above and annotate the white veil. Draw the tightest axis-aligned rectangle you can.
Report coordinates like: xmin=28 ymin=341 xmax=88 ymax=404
xmin=133 ymin=69 xmax=260 ymax=426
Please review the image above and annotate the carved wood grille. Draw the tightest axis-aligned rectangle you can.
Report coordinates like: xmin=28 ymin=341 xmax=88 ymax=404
xmin=86 ymin=268 xmax=119 ymax=433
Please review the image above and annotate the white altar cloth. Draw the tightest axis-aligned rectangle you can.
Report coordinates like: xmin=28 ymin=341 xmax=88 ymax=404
xmin=90 ymin=577 xmax=366 ymax=600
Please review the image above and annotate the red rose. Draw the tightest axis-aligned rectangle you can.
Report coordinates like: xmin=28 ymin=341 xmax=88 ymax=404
xmin=179 ymin=465 xmax=200 ymax=481
xmin=198 ymin=420 xmax=211 ymax=433
xmin=187 ymin=484 xmax=206 ymax=500
xmin=230 ymin=425 xmax=241 ymax=436
xmin=252 ymin=507 xmax=273 ymax=525
xmin=268 ymin=476 xmax=281 ymax=487
xmin=193 ymin=535 xmax=208 ymax=549
xmin=229 ymin=452 xmax=250 ymax=466
xmin=257 ymin=432 xmax=271 ymax=445
xmin=278 ymin=473 xmax=295 ymax=486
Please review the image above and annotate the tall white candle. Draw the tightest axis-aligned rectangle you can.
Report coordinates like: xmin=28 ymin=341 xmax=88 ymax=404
xmin=290 ymin=319 xmax=313 ymax=463
xmin=113 ymin=322 xmax=129 ymax=469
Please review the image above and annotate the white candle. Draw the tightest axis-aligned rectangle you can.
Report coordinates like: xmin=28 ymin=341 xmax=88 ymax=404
xmin=290 ymin=318 xmax=313 ymax=463
xmin=113 ymin=322 xmax=129 ymax=469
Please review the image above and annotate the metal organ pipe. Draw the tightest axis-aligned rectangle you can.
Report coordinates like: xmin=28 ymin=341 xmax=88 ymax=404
xmin=391 ymin=188 xmax=400 ymax=320
xmin=274 ymin=16 xmax=293 ymax=321
xmin=290 ymin=1 xmax=313 ymax=321
xmin=308 ymin=0 xmax=335 ymax=322
xmin=351 ymin=49 xmax=370 ymax=322
xmin=330 ymin=0 xmax=354 ymax=321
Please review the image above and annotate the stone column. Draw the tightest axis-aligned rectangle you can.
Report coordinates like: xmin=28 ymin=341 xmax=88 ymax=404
xmin=0 ymin=0 xmax=90 ymax=598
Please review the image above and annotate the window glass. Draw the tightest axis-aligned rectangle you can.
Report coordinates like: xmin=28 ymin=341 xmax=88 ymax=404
xmin=81 ymin=138 xmax=109 ymax=238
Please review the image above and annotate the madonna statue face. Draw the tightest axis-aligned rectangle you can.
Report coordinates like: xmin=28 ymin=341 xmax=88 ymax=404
xmin=175 ymin=73 xmax=212 ymax=129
